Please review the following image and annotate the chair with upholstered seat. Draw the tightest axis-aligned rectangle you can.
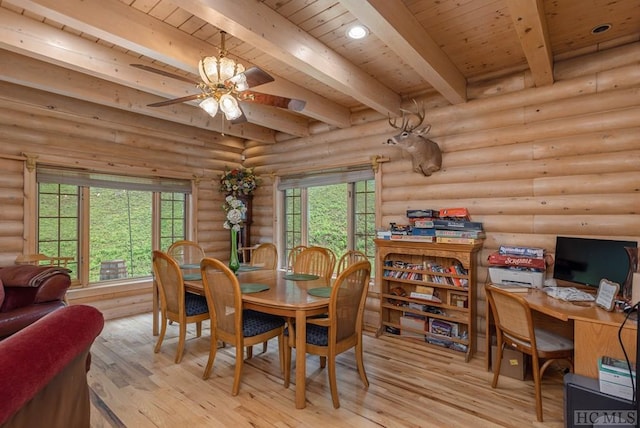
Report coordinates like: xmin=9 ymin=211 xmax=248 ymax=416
xmin=284 ymin=260 xmax=371 ymax=408
xmin=485 ymin=283 xmax=574 ymax=422
xmin=336 ymin=250 xmax=368 ymax=276
xmin=251 ymin=243 xmax=278 ymax=270
xmin=152 ymin=250 xmax=209 ymax=363
xmin=293 ymin=246 xmax=335 ymax=283
xmin=200 ymin=257 xmax=285 ymax=396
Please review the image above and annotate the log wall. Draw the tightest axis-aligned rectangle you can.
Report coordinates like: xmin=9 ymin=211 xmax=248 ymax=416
xmin=0 ymin=42 xmax=638 ymax=346
xmin=245 ymin=42 xmax=640 ymax=351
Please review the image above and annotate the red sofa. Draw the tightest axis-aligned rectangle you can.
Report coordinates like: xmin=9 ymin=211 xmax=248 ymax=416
xmin=0 ymin=305 xmax=104 ymax=428
xmin=0 ymin=265 xmax=71 ymax=339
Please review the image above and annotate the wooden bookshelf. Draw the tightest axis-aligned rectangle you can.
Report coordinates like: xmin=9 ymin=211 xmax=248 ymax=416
xmin=375 ymin=239 xmax=483 ymax=361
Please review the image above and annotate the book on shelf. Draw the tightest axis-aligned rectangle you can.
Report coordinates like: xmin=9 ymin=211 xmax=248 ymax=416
xmin=488 ymin=252 xmax=547 ymax=269
xmin=435 ymin=229 xmax=486 ymax=239
xmin=433 ymin=219 xmax=484 ymax=231
xmin=436 ymin=236 xmax=482 ymax=245
xmin=406 ymin=209 xmax=439 ymax=218
xmin=439 ymin=207 xmax=471 ymax=220
xmin=498 ymin=245 xmax=545 ymax=258
xmin=409 ymin=291 xmax=442 ymax=303
xmin=390 ymin=235 xmax=435 ymax=242
xmin=449 ymin=293 xmax=468 ymax=308
xmin=411 ymin=219 xmax=436 ymax=228
xmin=428 ymin=318 xmax=458 ymax=337
xmin=411 ymin=227 xmax=436 ymax=236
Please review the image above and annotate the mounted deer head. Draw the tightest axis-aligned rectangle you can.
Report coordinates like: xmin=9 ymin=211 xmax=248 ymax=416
xmin=385 ymin=101 xmax=442 ymax=176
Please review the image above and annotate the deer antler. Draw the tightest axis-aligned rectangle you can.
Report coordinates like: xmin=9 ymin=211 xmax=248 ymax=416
xmin=388 ymin=100 xmax=426 ymax=132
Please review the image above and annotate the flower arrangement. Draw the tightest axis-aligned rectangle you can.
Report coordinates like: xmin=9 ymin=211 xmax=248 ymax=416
xmin=219 ymin=167 xmax=259 ymax=196
xmin=222 ymin=195 xmax=247 ymax=231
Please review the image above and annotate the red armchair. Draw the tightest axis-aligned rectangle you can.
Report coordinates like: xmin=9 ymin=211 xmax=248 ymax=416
xmin=0 ymin=305 xmax=104 ymax=428
xmin=0 ymin=265 xmax=71 ymax=339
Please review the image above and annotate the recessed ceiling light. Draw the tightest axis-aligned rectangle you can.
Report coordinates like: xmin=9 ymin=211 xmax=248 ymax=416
xmin=346 ymin=24 xmax=369 ymax=40
xmin=591 ymin=23 xmax=612 ymax=35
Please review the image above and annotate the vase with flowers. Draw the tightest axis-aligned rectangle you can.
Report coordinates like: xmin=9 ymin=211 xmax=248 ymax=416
xmin=219 ymin=167 xmax=260 ymax=196
xmin=223 ymin=195 xmax=247 ymax=274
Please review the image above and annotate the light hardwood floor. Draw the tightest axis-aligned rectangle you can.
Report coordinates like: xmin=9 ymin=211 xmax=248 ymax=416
xmin=88 ymin=313 xmax=567 ymax=427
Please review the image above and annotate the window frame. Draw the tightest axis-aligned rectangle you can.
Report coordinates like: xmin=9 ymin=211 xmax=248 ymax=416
xmin=35 ymin=166 xmax=192 ymax=287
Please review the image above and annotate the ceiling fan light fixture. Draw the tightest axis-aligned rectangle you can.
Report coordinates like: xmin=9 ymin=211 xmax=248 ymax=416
xmin=229 ymin=73 xmax=249 ymax=92
xmin=199 ymin=97 xmax=219 ymax=117
xmin=219 ymin=93 xmax=243 ymax=120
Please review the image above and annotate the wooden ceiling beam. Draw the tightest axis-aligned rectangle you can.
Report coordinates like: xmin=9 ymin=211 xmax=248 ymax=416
xmin=9 ymin=0 xmax=350 ymax=129
xmin=505 ymin=0 xmax=554 ymax=87
xmin=179 ymin=0 xmax=402 ymax=117
xmin=342 ymin=0 xmax=467 ymax=105
xmin=0 ymin=48 xmax=275 ymax=143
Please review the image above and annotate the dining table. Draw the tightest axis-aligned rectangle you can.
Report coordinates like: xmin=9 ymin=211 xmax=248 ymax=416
xmin=181 ymin=267 xmax=331 ymax=409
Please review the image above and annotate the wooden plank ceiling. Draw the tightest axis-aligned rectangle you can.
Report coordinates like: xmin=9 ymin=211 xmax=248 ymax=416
xmin=0 ymin=0 xmax=638 ymax=143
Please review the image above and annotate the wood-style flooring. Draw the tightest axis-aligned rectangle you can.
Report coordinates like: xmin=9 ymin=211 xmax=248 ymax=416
xmin=88 ymin=313 xmax=567 ymax=427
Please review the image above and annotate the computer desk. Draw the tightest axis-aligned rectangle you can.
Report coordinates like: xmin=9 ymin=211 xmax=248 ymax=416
xmin=485 ymin=287 xmax=637 ymax=379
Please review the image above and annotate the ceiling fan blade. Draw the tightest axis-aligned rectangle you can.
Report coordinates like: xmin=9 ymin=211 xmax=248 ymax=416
xmin=147 ymin=93 xmax=203 ymax=107
xmin=130 ymin=64 xmax=199 ymax=85
xmin=237 ymin=66 xmax=275 ymax=88
xmin=241 ymin=92 xmax=306 ymax=111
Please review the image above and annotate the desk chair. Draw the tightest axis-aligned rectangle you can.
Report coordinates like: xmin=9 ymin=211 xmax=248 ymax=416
xmin=485 ymin=284 xmax=574 ymax=422
xmin=200 ymin=257 xmax=285 ymax=396
xmin=284 ymin=260 xmax=371 ymax=408
xmin=152 ymin=251 xmax=209 ymax=363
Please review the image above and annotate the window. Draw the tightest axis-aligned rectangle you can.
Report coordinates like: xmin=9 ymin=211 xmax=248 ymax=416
xmin=279 ymin=167 xmax=376 ymax=274
xmin=37 ymin=167 xmax=191 ymax=286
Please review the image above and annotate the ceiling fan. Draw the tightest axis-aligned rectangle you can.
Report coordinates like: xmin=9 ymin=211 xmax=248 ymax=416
xmin=131 ymin=31 xmax=305 ymax=123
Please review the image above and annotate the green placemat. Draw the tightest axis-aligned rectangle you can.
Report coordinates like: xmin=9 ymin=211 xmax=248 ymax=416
xmin=283 ymin=273 xmax=320 ymax=281
xmin=238 ymin=265 xmax=263 ymax=272
xmin=182 ymin=273 xmax=202 ymax=281
xmin=240 ymin=283 xmax=270 ymax=294
xmin=307 ymin=287 xmax=332 ymax=298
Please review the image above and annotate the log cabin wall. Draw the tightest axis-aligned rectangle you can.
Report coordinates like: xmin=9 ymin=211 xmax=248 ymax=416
xmin=0 ymin=41 xmax=638 ymax=351
xmin=0 ymin=85 xmax=249 ymax=318
xmin=246 ymin=41 xmax=640 ymax=352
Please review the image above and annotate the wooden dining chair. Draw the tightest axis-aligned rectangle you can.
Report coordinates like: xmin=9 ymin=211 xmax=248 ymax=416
xmin=167 ymin=240 xmax=205 ymax=280
xmin=293 ymin=246 xmax=335 ymax=283
xmin=247 ymin=242 xmax=279 ymax=355
xmin=152 ymin=250 xmax=209 ymax=363
xmin=251 ymin=243 xmax=278 ymax=270
xmin=485 ymin=283 xmax=574 ymax=422
xmin=200 ymin=257 xmax=285 ymax=396
xmin=311 ymin=246 xmax=337 ymax=278
xmin=336 ymin=250 xmax=368 ymax=276
xmin=284 ymin=260 xmax=371 ymax=408
xmin=287 ymin=245 xmax=307 ymax=272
